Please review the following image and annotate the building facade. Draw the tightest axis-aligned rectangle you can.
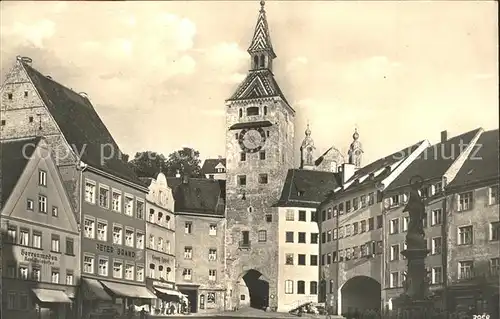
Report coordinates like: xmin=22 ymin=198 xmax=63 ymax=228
xmin=318 ymin=136 xmax=430 ymax=316
xmin=143 ymin=172 xmax=178 ymax=311
xmin=1 ymin=138 xmax=81 ymax=319
xmin=224 ymin=2 xmax=296 ymax=311
xmin=168 ymin=177 xmax=226 ymax=313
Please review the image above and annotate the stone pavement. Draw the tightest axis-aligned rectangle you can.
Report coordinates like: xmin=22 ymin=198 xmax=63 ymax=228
xmin=152 ymin=307 xmax=345 ymax=318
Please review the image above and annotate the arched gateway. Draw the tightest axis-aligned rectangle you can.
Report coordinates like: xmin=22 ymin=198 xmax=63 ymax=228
xmin=338 ymin=276 xmax=381 ymax=315
xmin=236 ymin=269 xmax=270 ymax=310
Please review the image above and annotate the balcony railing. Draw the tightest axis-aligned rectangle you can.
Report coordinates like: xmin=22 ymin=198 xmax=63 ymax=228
xmin=239 ymin=241 xmax=251 ymax=250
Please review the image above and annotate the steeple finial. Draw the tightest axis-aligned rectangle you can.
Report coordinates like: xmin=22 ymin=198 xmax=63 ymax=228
xmin=260 ymin=0 xmax=265 ymax=11
xmin=348 ymin=126 xmax=363 ymax=168
xmin=248 ymin=0 xmax=276 ymax=70
xmin=305 ymin=120 xmax=311 ymax=136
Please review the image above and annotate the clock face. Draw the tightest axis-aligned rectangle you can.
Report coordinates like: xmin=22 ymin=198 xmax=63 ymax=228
xmin=238 ymin=128 xmax=266 ymax=153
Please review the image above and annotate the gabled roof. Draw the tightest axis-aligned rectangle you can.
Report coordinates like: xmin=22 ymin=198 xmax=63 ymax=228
xmin=20 ymin=61 xmax=143 ymax=187
xmin=447 ymin=129 xmax=499 ymax=188
xmin=166 ymin=178 xmax=225 ymax=216
xmin=0 ymin=138 xmax=41 ymax=205
xmin=387 ymin=128 xmax=482 ymax=191
xmin=247 ymin=2 xmax=276 ymax=58
xmin=274 ymin=169 xmax=341 ymax=207
xmin=227 ymin=69 xmax=291 ymax=107
xmin=201 ymin=158 xmax=227 ymax=175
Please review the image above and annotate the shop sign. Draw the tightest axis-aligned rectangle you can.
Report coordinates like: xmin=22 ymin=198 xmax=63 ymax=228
xmin=21 ymin=249 xmax=58 ymax=265
xmin=152 ymin=281 xmax=174 ymax=289
xmin=151 ymin=254 xmax=170 ymax=264
xmin=96 ymin=243 xmax=139 ymax=258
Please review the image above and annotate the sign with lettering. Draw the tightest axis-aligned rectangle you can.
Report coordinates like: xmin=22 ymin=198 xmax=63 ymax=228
xmin=21 ymin=249 xmax=58 ymax=265
xmin=151 ymin=254 xmax=170 ymax=264
xmin=152 ymin=281 xmax=174 ymax=289
xmin=95 ymin=243 xmax=140 ymax=259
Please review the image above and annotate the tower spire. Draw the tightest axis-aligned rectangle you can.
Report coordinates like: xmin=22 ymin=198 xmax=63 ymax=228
xmin=300 ymin=122 xmax=316 ymax=170
xmin=248 ymin=0 xmax=276 ymax=71
xmin=348 ymin=127 xmax=363 ymax=168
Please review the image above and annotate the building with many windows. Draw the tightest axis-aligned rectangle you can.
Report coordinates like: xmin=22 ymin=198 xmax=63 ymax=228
xmin=318 ymin=135 xmax=430 ymax=316
xmin=1 ymin=138 xmax=81 ymax=319
xmin=142 ymin=172 xmax=179 ymax=311
xmin=168 ymin=177 xmax=226 ymax=313
xmin=274 ymin=168 xmax=340 ymax=312
xmin=382 ymin=128 xmax=483 ymax=309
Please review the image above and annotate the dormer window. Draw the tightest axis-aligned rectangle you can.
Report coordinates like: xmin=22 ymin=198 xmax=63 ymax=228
xmin=247 ymin=107 xmax=259 ymax=116
xmin=390 ymin=195 xmax=400 ymax=207
xmin=297 ymin=191 xmax=305 ymax=197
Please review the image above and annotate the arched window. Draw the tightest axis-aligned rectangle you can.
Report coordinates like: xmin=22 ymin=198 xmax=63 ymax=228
xmin=149 ymin=263 xmax=155 ymax=278
xmin=310 ymin=281 xmax=318 ymax=295
xmin=246 ymin=107 xmax=259 ymax=116
xmin=297 ymin=280 xmax=305 ymax=294
xmin=238 ymin=108 xmax=243 ymax=118
xmin=260 ymin=54 xmax=265 ymax=68
xmin=330 ymin=161 xmax=337 ymax=173
xmin=329 ymin=280 xmax=334 ymax=293
xmin=158 ymin=265 xmax=164 ymax=278
xmin=254 ymin=55 xmax=259 ymax=68
xmin=264 ymin=105 xmax=267 ymax=115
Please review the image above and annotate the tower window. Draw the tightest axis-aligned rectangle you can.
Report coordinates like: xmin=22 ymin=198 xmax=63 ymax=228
xmin=24 ymin=91 xmax=28 ymax=97
xmin=253 ymin=55 xmax=259 ymax=68
xmin=267 ymin=131 xmax=270 ymax=137
xmin=258 ymin=174 xmax=268 ymax=184
xmin=240 ymin=152 xmax=246 ymax=162
xmin=239 ymin=109 xmax=243 ymax=118
xmin=259 ymin=54 xmax=265 ymax=68
xmin=237 ymin=175 xmax=247 ymax=186
xmin=1 ymin=120 xmax=5 ymax=126
xmin=7 ymin=93 xmax=13 ymax=99
xmin=264 ymin=105 xmax=267 ymax=115
xmin=246 ymin=107 xmax=259 ymax=116
xmin=29 ymin=116 xmax=34 ymax=123
xmin=259 ymin=151 xmax=266 ymax=160
xmin=235 ymin=133 xmax=239 ymax=140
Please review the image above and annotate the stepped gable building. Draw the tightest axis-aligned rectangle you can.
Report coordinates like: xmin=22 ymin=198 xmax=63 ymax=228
xmin=224 ymin=0 xmax=296 ymax=312
xmin=201 ymin=157 xmax=227 ymax=180
xmin=143 ymin=172 xmax=179 ymax=309
xmin=382 ymin=128 xmax=484 ymax=308
xmin=439 ymin=129 xmax=498 ymax=317
xmin=318 ymin=132 xmax=430 ymax=316
xmin=1 ymin=138 xmax=81 ymax=319
xmin=167 ymin=176 xmax=226 ymax=314
xmin=0 ymin=57 xmax=154 ymax=317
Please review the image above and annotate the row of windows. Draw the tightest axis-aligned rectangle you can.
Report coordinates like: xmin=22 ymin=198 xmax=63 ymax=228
xmin=285 ymin=232 xmax=318 ymax=244
xmin=388 ymin=258 xmax=500 ymax=288
xmin=321 ymin=241 xmax=383 ymax=265
xmin=284 ymin=280 xmax=318 ymax=295
xmin=237 ymin=106 xmax=267 ymax=118
xmin=181 ymin=268 xmax=218 ymax=282
xmin=322 ymin=216 xmax=383 ymax=244
xmin=239 ymin=230 xmax=268 ymax=247
xmin=26 ymin=195 xmax=59 ymax=216
xmin=237 ymin=174 xmax=268 ymax=186
xmin=285 ymin=209 xmax=317 ymax=222
xmin=149 ymin=234 xmax=172 ymax=254
xmin=4 ymin=263 xmax=74 ymax=285
xmin=148 ymin=263 xmax=173 ymax=281
xmin=284 ymin=253 xmax=318 ymax=266
xmin=240 ymin=150 xmax=267 ymax=161
xmin=85 ymin=179 xmax=145 ymax=219
xmin=184 ymin=222 xmax=217 ymax=235
xmin=183 ymin=247 xmax=219 ymax=261
xmin=148 ymin=208 xmax=172 ymax=229
xmin=321 ymin=192 xmax=377 ymax=222
xmin=83 ymin=254 xmax=144 ymax=281
xmin=5 ymin=226 xmax=74 ymax=255
xmin=83 ymin=216 xmax=145 ymax=248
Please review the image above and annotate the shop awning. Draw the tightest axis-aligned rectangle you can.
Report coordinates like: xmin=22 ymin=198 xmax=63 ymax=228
xmin=154 ymin=287 xmax=182 ymax=297
xmin=83 ymin=278 xmax=112 ymax=301
xmin=32 ymin=289 xmax=72 ymax=303
xmin=100 ymin=280 xmax=156 ymax=299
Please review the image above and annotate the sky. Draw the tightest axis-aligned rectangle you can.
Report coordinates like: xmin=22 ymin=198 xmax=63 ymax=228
xmin=0 ymin=1 xmax=498 ymax=166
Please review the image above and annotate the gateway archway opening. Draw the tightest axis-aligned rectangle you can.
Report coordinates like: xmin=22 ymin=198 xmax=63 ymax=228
xmin=340 ymin=276 xmax=381 ymax=316
xmin=241 ymin=269 xmax=269 ymax=310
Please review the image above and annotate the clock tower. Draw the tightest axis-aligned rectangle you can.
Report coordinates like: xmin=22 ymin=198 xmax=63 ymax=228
xmin=224 ymin=0 xmax=295 ymax=311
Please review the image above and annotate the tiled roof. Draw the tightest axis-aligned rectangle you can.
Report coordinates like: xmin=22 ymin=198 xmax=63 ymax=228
xmin=201 ymin=158 xmax=226 ymax=175
xmin=166 ymin=177 xmax=225 ymax=216
xmin=387 ymin=128 xmax=482 ymax=191
xmin=247 ymin=4 xmax=276 ymax=58
xmin=21 ymin=62 xmax=143 ymax=187
xmin=1 ymin=138 xmax=40 ymax=204
xmin=448 ymin=129 xmax=499 ymax=188
xmin=274 ymin=169 xmax=341 ymax=207
xmin=227 ymin=70 xmax=290 ymax=107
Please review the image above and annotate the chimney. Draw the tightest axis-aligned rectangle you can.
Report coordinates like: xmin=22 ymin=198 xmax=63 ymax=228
xmin=218 ymin=155 xmax=223 ymax=160
xmin=175 ymin=169 xmax=181 ymax=178
xmin=441 ymin=130 xmax=448 ymax=143
xmin=342 ymin=163 xmax=356 ymax=184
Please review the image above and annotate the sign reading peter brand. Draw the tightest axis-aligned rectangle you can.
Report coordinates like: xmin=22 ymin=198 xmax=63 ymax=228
xmin=21 ymin=249 xmax=58 ymax=265
xmin=96 ymin=243 xmax=142 ymax=260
